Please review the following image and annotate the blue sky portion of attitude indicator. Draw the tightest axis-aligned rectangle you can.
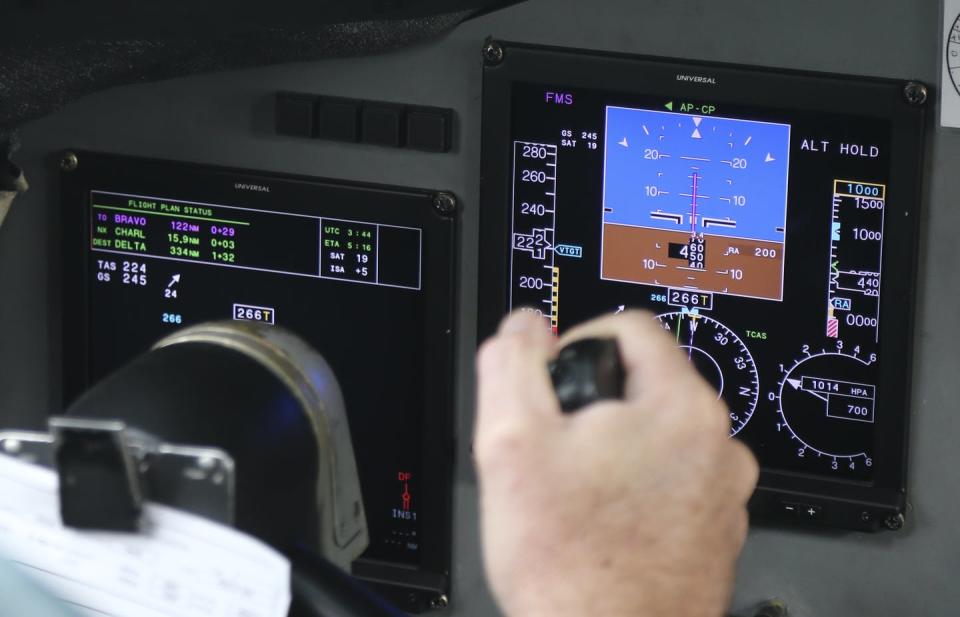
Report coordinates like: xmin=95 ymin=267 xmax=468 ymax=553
xmin=602 ymin=106 xmax=791 ymax=243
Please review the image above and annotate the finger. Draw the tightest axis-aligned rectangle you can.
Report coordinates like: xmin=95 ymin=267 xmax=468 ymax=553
xmin=476 ymin=311 xmax=560 ymax=437
xmin=727 ymin=440 xmax=760 ymax=504
xmin=497 ymin=309 xmax=554 ymax=338
xmin=559 ymin=310 xmax=705 ymax=402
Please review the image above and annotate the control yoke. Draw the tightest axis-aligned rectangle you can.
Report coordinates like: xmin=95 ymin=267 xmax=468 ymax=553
xmin=0 ymin=322 xmax=404 ymax=617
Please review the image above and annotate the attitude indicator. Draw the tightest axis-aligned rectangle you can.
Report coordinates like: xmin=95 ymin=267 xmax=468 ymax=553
xmin=601 ymin=107 xmax=791 ymax=301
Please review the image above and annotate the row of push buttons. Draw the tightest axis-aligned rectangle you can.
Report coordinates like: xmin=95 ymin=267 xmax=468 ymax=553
xmin=781 ymin=502 xmax=822 ymax=520
xmin=275 ymin=92 xmax=453 ymax=153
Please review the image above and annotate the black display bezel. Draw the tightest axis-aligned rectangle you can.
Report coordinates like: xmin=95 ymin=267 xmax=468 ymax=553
xmin=60 ymin=152 xmax=457 ymax=608
xmin=478 ymin=42 xmax=927 ymax=531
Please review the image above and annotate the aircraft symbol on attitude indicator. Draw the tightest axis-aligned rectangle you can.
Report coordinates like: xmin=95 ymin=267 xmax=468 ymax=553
xmin=601 ymin=106 xmax=791 ymax=302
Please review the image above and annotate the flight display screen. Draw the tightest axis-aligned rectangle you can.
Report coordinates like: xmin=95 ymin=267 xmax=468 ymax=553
xmin=480 ymin=43 xmax=926 ymax=530
xmin=61 ymin=153 xmax=456 ymax=607
xmin=600 ymin=107 xmax=791 ymax=301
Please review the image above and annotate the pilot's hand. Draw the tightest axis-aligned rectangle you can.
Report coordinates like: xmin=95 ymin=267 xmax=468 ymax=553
xmin=474 ymin=310 xmax=759 ymax=617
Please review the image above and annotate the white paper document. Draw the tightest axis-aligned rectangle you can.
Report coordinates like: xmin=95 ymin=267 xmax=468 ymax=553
xmin=943 ymin=0 xmax=960 ymax=128
xmin=0 ymin=454 xmax=291 ymax=617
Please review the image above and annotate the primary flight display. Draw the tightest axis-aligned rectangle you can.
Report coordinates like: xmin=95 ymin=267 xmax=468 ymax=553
xmin=480 ymin=43 xmax=926 ymax=530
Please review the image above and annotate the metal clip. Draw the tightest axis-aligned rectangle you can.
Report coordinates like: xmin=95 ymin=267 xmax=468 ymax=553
xmin=50 ymin=417 xmax=143 ymax=531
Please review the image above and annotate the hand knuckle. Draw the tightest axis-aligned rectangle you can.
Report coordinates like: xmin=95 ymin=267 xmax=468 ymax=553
xmin=718 ymin=408 xmax=733 ymax=436
xmin=733 ymin=509 xmax=750 ymax=546
xmin=474 ymin=421 xmax=531 ymax=468
xmin=477 ymin=336 xmax=520 ymax=375
xmin=621 ymin=311 xmax=670 ymax=346
xmin=730 ymin=441 xmax=760 ymax=487
xmin=688 ymin=394 xmax=729 ymax=437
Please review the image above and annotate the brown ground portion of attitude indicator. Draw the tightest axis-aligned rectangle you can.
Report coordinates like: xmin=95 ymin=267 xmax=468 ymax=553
xmin=601 ymin=224 xmax=786 ymax=300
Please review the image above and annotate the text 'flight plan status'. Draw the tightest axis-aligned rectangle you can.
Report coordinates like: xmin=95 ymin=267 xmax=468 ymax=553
xmin=601 ymin=106 xmax=791 ymax=301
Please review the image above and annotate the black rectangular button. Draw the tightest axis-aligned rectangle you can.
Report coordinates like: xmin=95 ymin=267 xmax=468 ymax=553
xmin=406 ymin=108 xmax=452 ymax=152
xmin=317 ymin=98 xmax=360 ymax=142
xmin=275 ymin=92 xmax=317 ymax=138
xmin=361 ymin=103 xmax=404 ymax=147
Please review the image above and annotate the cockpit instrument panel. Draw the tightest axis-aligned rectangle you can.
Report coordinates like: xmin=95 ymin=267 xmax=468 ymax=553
xmin=61 ymin=153 xmax=456 ymax=611
xmin=479 ymin=42 xmax=927 ymax=531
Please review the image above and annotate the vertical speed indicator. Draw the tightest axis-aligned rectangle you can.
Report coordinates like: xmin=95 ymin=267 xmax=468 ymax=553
xmin=775 ymin=349 xmax=877 ymax=476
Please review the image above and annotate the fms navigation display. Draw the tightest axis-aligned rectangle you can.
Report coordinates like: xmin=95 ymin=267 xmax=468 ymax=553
xmin=61 ymin=153 xmax=456 ymax=611
xmin=480 ymin=43 xmax=927 ymax=531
